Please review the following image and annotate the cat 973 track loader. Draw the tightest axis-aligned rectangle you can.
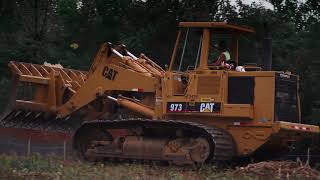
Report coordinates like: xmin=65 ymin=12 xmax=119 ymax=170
xmin=1 ymin=22 xmax=319 ymax=165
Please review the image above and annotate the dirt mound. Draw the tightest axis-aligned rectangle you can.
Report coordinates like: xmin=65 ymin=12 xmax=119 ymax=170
xmin=234 ymin=160 xmax=320 ymax=179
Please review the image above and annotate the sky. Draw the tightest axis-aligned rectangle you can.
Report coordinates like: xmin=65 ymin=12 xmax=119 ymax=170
xmin=231 ymin=0 xmax=274 ymax=9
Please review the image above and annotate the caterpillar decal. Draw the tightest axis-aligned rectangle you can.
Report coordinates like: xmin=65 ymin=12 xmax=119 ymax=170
xmin=167 ymin=102 xmax=221 ymax=113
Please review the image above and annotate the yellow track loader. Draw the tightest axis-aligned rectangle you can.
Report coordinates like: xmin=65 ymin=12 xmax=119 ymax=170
xmin=1 ymin=22 xmax=319 ymax=165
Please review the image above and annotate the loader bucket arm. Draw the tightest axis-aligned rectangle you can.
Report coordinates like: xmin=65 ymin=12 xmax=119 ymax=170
xmin=0 ymin=42 xmax=164 ymax=130
xmin=56 ymin=43 xmax=159 ymax=118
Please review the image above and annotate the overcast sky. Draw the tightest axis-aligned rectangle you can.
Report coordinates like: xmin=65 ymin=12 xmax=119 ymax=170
xmin=231 ymin=0 xmax=274 ymax=9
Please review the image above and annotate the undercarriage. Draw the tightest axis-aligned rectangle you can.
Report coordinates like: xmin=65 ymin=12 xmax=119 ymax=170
xmin=73 ymin=119 xmax=236 ymax=165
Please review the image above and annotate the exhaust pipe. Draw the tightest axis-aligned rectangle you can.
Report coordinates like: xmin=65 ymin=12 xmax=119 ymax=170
xmin=263 ymin=22 xmax=272 ymax=71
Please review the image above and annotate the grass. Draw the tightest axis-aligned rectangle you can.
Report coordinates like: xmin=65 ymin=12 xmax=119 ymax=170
xmin=0 ymin=154 xmax=318 ymax=180
xmin=0 ymin=154 xmax=251 ymax=180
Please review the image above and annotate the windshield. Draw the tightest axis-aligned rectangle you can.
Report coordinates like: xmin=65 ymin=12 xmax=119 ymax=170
xmin=171 ymin=28 xmax=202 ymax=72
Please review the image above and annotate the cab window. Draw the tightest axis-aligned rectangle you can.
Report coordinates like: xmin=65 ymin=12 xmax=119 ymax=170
xmin=172 ymin=28 xmax=202 ymax=72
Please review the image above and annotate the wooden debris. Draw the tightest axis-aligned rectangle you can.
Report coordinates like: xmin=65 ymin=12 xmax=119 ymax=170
xmin=233 ymin=160 xmax=320 ymax=180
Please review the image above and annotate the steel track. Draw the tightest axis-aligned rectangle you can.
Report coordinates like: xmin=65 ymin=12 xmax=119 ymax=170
xmin=4 ymin=113 xmax=319 ymax=165
xmin=0 ymin=108 xmax=236 ymax=164
xmin=74 ymin=119 xmax=236 ymax=163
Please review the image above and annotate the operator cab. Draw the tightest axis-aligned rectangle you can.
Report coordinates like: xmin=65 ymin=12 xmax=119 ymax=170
xmin=169 ymin=22 xmax=258 ymax=72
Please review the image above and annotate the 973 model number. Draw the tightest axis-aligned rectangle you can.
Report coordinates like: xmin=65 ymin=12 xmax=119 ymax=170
xmin=167 ymin=103 xmax=186 ymax=112
xmin=169 ymin=103 xmax=183 ymax=112
xmin=167 ymin=102 xmax=221 ymax=113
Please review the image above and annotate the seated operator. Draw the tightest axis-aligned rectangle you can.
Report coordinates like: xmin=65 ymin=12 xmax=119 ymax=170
xmin=208 ymin=41 xmax=233 ymax=69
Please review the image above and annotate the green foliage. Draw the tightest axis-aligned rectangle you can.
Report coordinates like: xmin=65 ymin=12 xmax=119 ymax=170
xmin=0 ymin=0 xmax=319 ymax=121
xmin=57 ymin=0 xmax=80 ymax=23
xmin=0 ymin=79 xmax=10 ymax=110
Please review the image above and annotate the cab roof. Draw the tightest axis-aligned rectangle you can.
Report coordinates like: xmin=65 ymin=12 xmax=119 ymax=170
xmin=179 ymin=22 xmax=255 ymax=33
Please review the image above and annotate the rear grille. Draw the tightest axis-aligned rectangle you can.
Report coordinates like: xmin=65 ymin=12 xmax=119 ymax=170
xmin=197 ymin=76 xmax=220 ymax=95
xmin=274 ymin=73 xmax=299 ymax=122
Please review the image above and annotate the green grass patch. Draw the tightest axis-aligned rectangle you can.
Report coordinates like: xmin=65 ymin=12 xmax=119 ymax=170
xmin=0 ymin=155 xmax=318 ymax=180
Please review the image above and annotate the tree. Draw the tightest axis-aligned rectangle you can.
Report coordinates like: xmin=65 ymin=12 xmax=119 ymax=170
xmin=14 ymin=0 xmax=55 ymax=41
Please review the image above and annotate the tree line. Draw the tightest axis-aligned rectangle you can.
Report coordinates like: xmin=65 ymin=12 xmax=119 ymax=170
xmin=0 ymin=0 xmax=319 ymax=123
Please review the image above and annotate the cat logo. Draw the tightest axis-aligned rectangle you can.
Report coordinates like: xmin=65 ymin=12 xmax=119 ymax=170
xmin=103 ymin=66 xmax=118 ymax=81
xmin=200 ymin=103 xmax=215 ymax=112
